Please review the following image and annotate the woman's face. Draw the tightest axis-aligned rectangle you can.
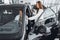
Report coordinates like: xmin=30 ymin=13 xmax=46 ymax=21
xmin=19 ymin=10 xmax=22 ymax=17
xmin=36 ymin=3 xmax=40 ymax=9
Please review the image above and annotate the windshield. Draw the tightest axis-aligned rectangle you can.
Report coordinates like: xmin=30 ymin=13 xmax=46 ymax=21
xmin=39 ymin=8 xmax=56 ymax=21
xmin=44 ymin=8 xmax=55 ymax=18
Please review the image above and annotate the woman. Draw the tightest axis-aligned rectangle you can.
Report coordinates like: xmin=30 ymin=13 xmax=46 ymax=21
xmin=28 ymin=1 xmax=44 ymax=33
xmin=28 ymin=1 xmax=44 ymax=39
xmin=28 ymin=1 xmax=44 ymax=32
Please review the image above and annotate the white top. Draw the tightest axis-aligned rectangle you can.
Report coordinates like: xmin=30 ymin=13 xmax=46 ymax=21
xmin=14 ymin=15 xmax=28 ymax=25
xmin=28 ymin=9 xmax=43 ymax=22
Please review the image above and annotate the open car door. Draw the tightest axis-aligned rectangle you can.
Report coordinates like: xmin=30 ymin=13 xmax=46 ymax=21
xmin=0 ymin=4 xmax=26 ymax=40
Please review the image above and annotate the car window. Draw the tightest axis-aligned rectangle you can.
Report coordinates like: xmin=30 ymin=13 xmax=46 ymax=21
xmin=40 ymin=8 xmax=56 ymax=20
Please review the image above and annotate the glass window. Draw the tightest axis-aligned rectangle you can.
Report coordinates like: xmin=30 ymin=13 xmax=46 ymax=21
xmin=41 ymin=8 xmax=56 ymax=19
xmin=37 ymin=8 xmax=56 ymax=22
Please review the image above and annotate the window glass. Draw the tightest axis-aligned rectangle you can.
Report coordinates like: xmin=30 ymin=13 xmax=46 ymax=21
xmin=41 ymin=8 xmax=56 ymax=19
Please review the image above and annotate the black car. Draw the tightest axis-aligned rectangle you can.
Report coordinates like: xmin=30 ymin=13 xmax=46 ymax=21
xmin=0 ymin=4 xmax=27 ymax=40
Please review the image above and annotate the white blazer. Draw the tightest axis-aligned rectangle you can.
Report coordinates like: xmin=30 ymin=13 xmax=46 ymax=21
xmin=28 ymin=9 xmax=43 ymax=22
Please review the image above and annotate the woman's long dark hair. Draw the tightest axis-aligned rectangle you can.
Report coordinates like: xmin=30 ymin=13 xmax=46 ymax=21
xmin=36 ymin=1 xmax=43 ymax=9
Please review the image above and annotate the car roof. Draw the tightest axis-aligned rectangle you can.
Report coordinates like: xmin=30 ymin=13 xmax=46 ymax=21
xmin=0 ymin=4 xmax=26 ymax=10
